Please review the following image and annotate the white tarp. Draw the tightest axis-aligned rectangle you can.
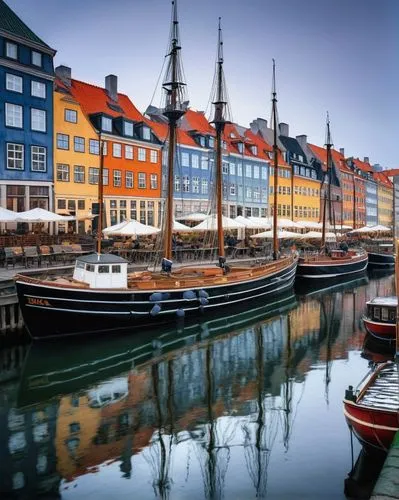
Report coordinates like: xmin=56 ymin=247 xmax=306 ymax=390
xmin=234 ymin=216 xmax=270 ymax=229
xmin=192 ymin=214 xmax=246 ymax=231
xmin=15 ymin=207 xmax=75 ymax=222
xmin=300 ymin=231 xmax=337 ymax=242
xmin=0 ymin=207 xmax=18 ymax=222
xmin=172 ymin=220 xmax=192 ymax=232
xmin=175 ymin=212 xmax=208 ymax=222
xmin=250 ymin=230 xmax=299 ymax=239
xmin=103 ymin=219 xmax=161 ymax=236
xmin=350 ymin=225 xmax=391 ymax=234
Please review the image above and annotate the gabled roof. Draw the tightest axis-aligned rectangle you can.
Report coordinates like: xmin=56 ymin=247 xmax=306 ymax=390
xmin=182 ymin=109 xmax=215 ymax=136
xmin=147 ymin=120 xmax=198 ymax=148
xmin=70 ymin=79 xmax=145 ymax=123
xmin=374 ymin=171 xmax=393 ymax=188
xmin=330 ymin=148 xmax=352 ymax=174
xmin=352 ymin=158 xmax=373 ymax=174
xmin=279 ymin=135 xmax=308 ymax=162
xmin=383 ymin=168 xmax=399 ymax=178
xmin=309 ymin=143 xmax=327 ymax=170
xmin=0 ymin=0 xmax=53 ymax=50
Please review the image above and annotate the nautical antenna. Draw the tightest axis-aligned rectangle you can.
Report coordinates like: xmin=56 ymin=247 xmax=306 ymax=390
xmin=321 ymin=112 xmax=333 ymax=248
xmin=271 ymin=59 xmax=280 ymax=260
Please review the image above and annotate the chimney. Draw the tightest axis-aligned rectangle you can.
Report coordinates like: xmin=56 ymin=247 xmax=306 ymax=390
xmin=250 ymin=118 xmax=267 ymax=135
xmin=55 ymin=65 xmax=71 ymax=88
xmin=339 ymin=147 xmax=345 ymax=157
xmin=296 ymin=134 xmax=307 ymax=151
xmin=105 ymin=74 xmax=118 ymax=102
xmin=279 ymin=123 xmax=289 ymax=137
xmin=364 ymin=156 xmax=370 ymax=164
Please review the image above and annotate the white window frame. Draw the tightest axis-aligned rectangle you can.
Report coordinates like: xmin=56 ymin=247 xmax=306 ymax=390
xmin=150 ymin=174 xmax=158 ymax=189
xmin=5 ymin=103 xmax=22 ymax=128
xmin=150 ymin=150 xmax=158 ymax=163
xmin=201 ymin=179 xmax=208 ymax=194
xmin=138 ymin=173 xmax=146 ymax=188
xmin=113 ymin=170 xmax=122 ymax=187
xmin=31 ymin=81 xmax=46 ymax=98
xmin=57 ymin=133 xmax=69 ymax=150
xmin=74 ymin=165 xmax=85 ymax=183
xmin=138 ymin=148 xmax=146 ymax=161
xmin=31 ymin=146 xmax=46 ymax=172
xmin=124 ymin=121 xmax=134 ymax=137
xmin=125 ymin=171 xmax=134 ymax=188
xmin=253 ymin=165 xmax=260 ymax=179
xmin=31 ymin=51 xmax=42 ymax=67
xmin=192 ymin=154 xmax=199 ymax=169
xmin=201 ymin=157 xmax=208 ymax=170
xmin=113 ymin=143 xmax=122 ymax=158
xmin=65 ymin=109 xmax=77 ymax=123
xmin=31 ymin=108 xmax=46 ymax=132
xmin=89 ymin=139 xmax=99 ymax=155
xmin=7 ymin=143 xmax=24 ymax=170
xmin=88 ymin=167 xmax=99 ymax=185
xmin=102 ymin=116 xmax=112 ymax=132
xmin=74 ymin=136 xmax=85 ymax=153
xmin=245 ymin=164 xmax=252 ymax=178
xmin=6 ymin=73 xmax=22 ymax=93
xmin=56 ymin=164 xmax=69 ymax=181
xmin=192 ymin=176 xmax=199 ymax=193
xmin=6 ymin=41 xmax=17 ymax=60
xmin=174 ymin=176 xmax=181 ymax=191
xmin=182 ymin=176 xmax=190 ymax=192
xmin=181 ymin=152 xmax=190 ymax=167
xmin=125 ymin=145 xmax=133 ymax=159
xmin=142 ymin=127 xmax=151 ymax=140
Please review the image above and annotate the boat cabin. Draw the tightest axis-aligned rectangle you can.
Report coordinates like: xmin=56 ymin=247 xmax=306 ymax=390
xmin=72 ymin=253 xmax=128 ymax=289
xmin=366 ymin=296 xmax=397 ymax=323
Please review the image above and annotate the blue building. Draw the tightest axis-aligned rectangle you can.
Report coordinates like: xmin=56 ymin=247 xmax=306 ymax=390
xmin=0 ymin=0 xmax=56 ymax=212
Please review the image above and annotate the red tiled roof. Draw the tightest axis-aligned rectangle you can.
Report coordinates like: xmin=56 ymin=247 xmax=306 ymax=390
xmin=352 ymin=157 xmax=372 ymax=173
xmin=383 ymin=168 xmax=399 ymax=178
xmin=183 ymin=109 xmax=215 ymax=135
xmin=147 ymin=119 xmax=198 ymax=147
xmin=374 ymin=171 xmax=393 ymax=188
xmin=330 ymin=148 xmax=353 ymax=174
xmin=309 ymin=143 xmax=327 ymax=170
xmin=69 ymin=79 xmax=145 ymax=123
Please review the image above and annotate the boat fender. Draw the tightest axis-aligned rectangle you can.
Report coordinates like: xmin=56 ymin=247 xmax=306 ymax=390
xmin=152 ymin=339 xmax=162 ymax=349
xmin=200 ymin=324 xmax=209 ymax=339
xmin=150 ymin=293 xmax=163 ymax=302
xmin=198 ymin=289 xmax=209 ymax=298
xmin=176 ymin=308 xmax=185 ymax=317
xmin=150 ymin=303 xmax=162 ymax=316
xmin=162 ymin=292 xmax=171 ymax=300
xmin=183 ymin=290 xmax=196 ymax=300
xmin=199 ymin=297 xmax=209 ymax=306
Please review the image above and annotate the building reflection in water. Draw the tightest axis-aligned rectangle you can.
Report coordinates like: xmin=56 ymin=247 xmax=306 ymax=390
xmin=0 ymin=271 xmax=395 ymax=499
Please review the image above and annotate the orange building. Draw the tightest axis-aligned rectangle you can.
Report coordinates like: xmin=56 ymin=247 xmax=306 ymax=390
xmin=56 ymin=67 xmax=163 ymax=227
xmin=331 ymin=148 xmax=355 ymax=227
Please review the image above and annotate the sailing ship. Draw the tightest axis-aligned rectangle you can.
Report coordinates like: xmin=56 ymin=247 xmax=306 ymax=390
xmin=15 ymin=2 xmax=297 ymax=339
xmin=296 ymin=115 xmax=368 ymax=280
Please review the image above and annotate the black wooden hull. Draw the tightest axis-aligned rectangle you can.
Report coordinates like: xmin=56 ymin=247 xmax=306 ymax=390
xmin=16 ymin=258 xmax=298 ymax=339
xmin=296 ymin=253 xmax=368 ymax=280
xmin=367 ymin=252 xmax=395 ymax=268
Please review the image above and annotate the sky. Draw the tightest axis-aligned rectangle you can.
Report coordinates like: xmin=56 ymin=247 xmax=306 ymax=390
xmin=8 ymin=0 xmax=399 ymax=168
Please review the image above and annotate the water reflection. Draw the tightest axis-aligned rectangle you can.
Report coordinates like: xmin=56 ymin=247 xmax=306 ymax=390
xmin=0 ymin=271 xmax=394 ymax=499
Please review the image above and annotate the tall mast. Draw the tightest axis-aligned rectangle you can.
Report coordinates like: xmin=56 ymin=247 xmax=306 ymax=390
xmin=321 ymin=112 xmax=333 ymax=248
xmin=271 ymin=60 xmax=279 ymax=260
xmin=97 ymin=134 xmax=105 ymax=254
xmin=162 ymin=0 xmax=187 ymax=261
xmin=211 ymin=18 xmax=229 ymax=260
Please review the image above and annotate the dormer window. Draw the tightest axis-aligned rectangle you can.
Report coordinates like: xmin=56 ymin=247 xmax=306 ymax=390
xmin=6 ymin=41 xmax=17 ymax=60
xmin=298 ymin=154 xmax=303 ymax=162
xmin=222 ymin=140 xmax=227 ymax=150
xmin=251 ymin=145 xmax=258 ymax=155
xmin=124 ymin=121 xmax=134 ymax=137
xmin=199 ymin=136 xmax=205 ymax=147
xmin=208 ymin=136 xmax=214 ymax=148
xmin=142 ymin=127 xmax=151 ymax=140
xmin=237 ymin=142 xmax=244 ymax=154
xmin=32 ymin=51 xmax=42 ymax=67
xmin=230 ymin=133 xmax=236 ymax=138
xmin=102 ymin=116 xmax=112 ymax=132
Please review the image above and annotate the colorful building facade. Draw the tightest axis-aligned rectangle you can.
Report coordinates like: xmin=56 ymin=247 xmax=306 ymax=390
xmin=353 ymin=157 xmax=378 ymax=227
xmin=0 ymin=0 xmax=56 ymax=212
xmin=375 ymin=171 xmax=393 ymax=228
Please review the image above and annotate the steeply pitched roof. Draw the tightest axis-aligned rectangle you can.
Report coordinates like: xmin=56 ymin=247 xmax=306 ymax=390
xmin=182 ymin=109 xmax=215 ymax=136
xmin=352 ymin=158 xmax=373 ymax=173
xmin=70 ymin=79 xmax=145 ymax=123
xmin=279 ymin=135 xmax=308 ymax=161
xmin=147 ymin=120 xmax=198 ymax=148
xmin=330 ymin=148 xmax=352 ymax=174
xmin=0 ymin=0 xmax=52 ymax=50
xmin=374 ymin=171 xmax=393 ymax=188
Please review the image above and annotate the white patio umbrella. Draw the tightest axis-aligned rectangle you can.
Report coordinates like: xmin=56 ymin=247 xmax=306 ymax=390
xmin=192 ymin=214 xmax=245 ymax=231
xmin=300 ymin=231 xmax=337 ymax=242
xmin=349 ymin=225 xmax=382 ymax=234
xmin=250 ymin=230 xmax=299 ymax=239
xmin=16 ymin=207 xmax=75 ymax=222
xmin=175 ymin=212 xmax=208 ymax=222
xmin=247 ymin=216 xmax=272 ymax=229
xmin=0 ymin=206 xmax=18 ymax=222
xmin=234 ymin=216 xmax=270 ymax=229
xmin=276 ymin=218 xmax=304 ymax=229
xmin=103 ymin=219 xmax=160 ymax=236
xmin=368 ymin=224 xmax=391 ymax=232
xmin=172 ymin=220 xmax=192 ymax=232
xmin=296 ymin=220 xmax=321 ymax=229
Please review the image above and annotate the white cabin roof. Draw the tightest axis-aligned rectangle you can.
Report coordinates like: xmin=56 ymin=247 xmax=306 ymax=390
xmin=367 ymin=296 xmax=397 ymax=307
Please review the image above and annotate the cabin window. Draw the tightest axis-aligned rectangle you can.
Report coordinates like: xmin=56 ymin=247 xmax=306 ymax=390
xmin=112 ymin=265 xmax=121 ymax=273
xmin=76 ymin=261 xmax=85 ymax=269
xmin=98 ymin=265 xmax=110 ymax=274
xmin=373 ymin=307 xmax=380 ymax=320
xmin=86 ymin=264 xmax=95 ymax=272
xmin=381 ymin=308 xmax=389 ymax=321
xmin=390 ymin=310 xmax=396 ymax=321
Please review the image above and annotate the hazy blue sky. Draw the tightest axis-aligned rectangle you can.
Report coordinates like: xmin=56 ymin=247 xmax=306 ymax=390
xmin=8 ymin=0 xmax=398 ymax=167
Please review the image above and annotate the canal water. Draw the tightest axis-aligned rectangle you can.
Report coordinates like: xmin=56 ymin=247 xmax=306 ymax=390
xmin=0 ymin=270 xmax=395 ymax=500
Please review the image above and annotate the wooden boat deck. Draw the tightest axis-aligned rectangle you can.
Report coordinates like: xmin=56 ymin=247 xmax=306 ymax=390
xmin=358 ymin=363 xmax=398 ymax=410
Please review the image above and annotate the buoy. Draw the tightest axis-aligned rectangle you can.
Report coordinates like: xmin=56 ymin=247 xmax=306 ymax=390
xmin=183 ymin=290 xmax=196 ymax=300
xmin=198 ymin=289 xmax=209 ymax=298
xmin=176 ymin=308 xmax=185 ymax=317
xmin=150 ymin=304 xmax=161 ymax=316
xmin=150 ymin=292 xmax=163 ymax=303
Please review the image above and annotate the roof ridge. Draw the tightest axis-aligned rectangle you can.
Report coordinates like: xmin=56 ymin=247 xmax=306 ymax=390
xmin=71 ymin=78 xmax=130 ymax=100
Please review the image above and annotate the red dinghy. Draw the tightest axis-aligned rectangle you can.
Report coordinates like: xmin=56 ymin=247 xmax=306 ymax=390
xmin=343 ymin=362 xmax=399 ymax=452
xmin=362 ymin=296 xmax=396 ymax=340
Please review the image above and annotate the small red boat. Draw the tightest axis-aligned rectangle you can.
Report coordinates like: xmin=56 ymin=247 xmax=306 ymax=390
xmin=362 ymin=296 xmax=396 ymax=340
xmin=343 ymin=362 xmax=399 ymax=452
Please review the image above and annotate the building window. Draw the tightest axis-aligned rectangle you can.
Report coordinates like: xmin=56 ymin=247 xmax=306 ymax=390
xmin=31 ymin=108 xmax=46 ymax=132
xmin=78 ymin=200 xmax=85 ymax=210
xmin=113 ymin=143 xmax=122 ymax=158
xmin=138 ymin=148 xmax=146 ymax=161
xmin=31 ymin=146 xmax=46 ymax=172
xmin=57 ymin=133 xmax=69 ymax=150
xmin=222 ymin=162 xmax=229 ymax=174
xmin=57 ymin=164 xmax=69 ymax=181
xmin=142 ymin=127 xmax=151 ymax=140
xmin=130 ymin=200 xmax=137 ymax=220
xmin=5 ymin=103 xmax=22 ymax=128
xmin=174 ymin=176 xmax=180 ymax=191
xmin=150 ymin=150 xmax=158 ymax=163
xmin=124 ymin=121 xmax=134 ymax=137
xmin=253 ymin=165 xmax=260 ymax=179
xmin=102 ymin=116 xmax=112 ymax=132
xmin=88 ymin=167 xmax=99 ymax=184
xmin=182 ymin=176 xmax=190 ymax=192
xmin=103 ymin=169 xmax=109 ymax=186
xmin=140 ymin=201 xmax=146 ymax=224
xmin=138 ymin=173 xmax=146 ymax=188
xmin=6 ymin=73 xmax=22 ymax=93
xmin=147 ymin=201 xmax=154 ymax=225
xmin=229 ymin=163 xmax=236 ymax=175
xmin=201 ymin=157 xmax=208 ymax=170
xmin=150 ymin=174 xmax=158 ymax=189
xmin=89 ymin=139 xmax=99 ymax=155
xmin=201 ymin=179 xmax=208 ymax=194
xmin=74 ymin=136 xmax=85 ymax=153
xmin=190 ymin=154 xmax=199 ymax=169
xmin=6 ymin=41 xmax=17 ymax=60
xmin=31 ymin=81 xmax=46 ymax=98
xmin=245 ymin=164 xmax=252 ymax=177
xmin=31 ymin=50 xmax=42 ymax=67
xmin=125 ymin=145 xmax=133 ymax=159
xmin=7 ymin=143 xmax=24 ymax=170
xmin=126 ymin=171 xmax=134 ymax=188
xmin=57 ymin=199 xmax=66 ymax=210
xmin=230 ymin=184 xmax=236 ymax=196
xmin=181 ymin=152 xmax=190 ymax=166
xmin=74 ymin=166 xmax=85 ymax=183
xmin=65 ymin=109 xmax=77 ymax=123
xmin=113 ymin=170 xmax=122 ymax=187
xmin=192 ymin=176 xmax=199 ymax=193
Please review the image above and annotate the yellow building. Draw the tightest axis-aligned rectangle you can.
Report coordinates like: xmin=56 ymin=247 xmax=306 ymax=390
xmin=376 ymin=172 xmax=393 ymax=228
xmin=292 ymin=173 xmax=321 ymax=222
xmin=54 ymin=77 xmax=99 ymax=233
xmin=269 ymin=156 xmax=292 ymax=218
